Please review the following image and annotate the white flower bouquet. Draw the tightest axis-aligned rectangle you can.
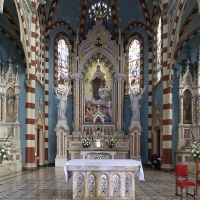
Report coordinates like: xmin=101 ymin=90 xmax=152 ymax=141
xmin=81 ymin=135 xmax=92 ymax=148
xmin=0 ymin=132 xmax=11 ymax=164
xmin=94 ymin=154 xmax=104 ymax=159
xmin=106 ymin=136 xmax=117 ymax=148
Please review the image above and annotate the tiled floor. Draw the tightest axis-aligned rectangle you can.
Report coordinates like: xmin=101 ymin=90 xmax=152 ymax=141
xmin=0 ymin=166 xmax=198 ymax=200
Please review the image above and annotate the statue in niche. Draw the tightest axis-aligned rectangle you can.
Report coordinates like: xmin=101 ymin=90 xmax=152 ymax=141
xmin=91 ymin=66 xmax=105 ymax=100
xmin=183 ymin=89 xmax=192 ymax=124
xmin=129 ymin=85 xmax=146 ymax=123
xmin=183 ymin=98 xmax=191 ymax=124
xmin=6 ymin=94 xmax=15 ymax=122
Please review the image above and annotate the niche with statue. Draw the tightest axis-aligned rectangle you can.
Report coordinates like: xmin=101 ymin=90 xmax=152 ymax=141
xmin=176 ymin=56 xmax=200 ymax=171
xmin=0 ymin=56 xmax=22 ymax=173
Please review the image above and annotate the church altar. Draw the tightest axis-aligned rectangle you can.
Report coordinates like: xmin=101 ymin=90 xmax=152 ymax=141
xmin=64 ymin=159 xmax=144 ymax=200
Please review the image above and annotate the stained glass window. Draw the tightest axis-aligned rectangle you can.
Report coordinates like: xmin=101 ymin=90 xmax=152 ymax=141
xmin=57 ymin=39 xmax=69 ymax=92
xmin=156 ymin=17 xmax=162 ymax=83
xmin=128 ymin=39 xmax=140 ymax=93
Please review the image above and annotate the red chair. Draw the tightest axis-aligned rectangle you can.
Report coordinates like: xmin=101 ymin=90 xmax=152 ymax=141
xmin=175 ymin=164 xmax=196 ymax=199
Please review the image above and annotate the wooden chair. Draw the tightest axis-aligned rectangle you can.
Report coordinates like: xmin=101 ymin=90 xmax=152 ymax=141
xmin=175 ymin=164 xmax=196 ymax=199
xmin=196 ymin=159 xmax=200 ymax=196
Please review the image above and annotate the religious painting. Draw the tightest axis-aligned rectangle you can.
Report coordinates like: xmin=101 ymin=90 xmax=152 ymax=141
xmin=128 ymin=39 xmax=140 ymax=93
xmin=84 ymin=60 xmax=112 ymax=123
xmin=183 ymin=89 xmax=192 ymax=124
xmin=57 ymin=39 xmax=69 ymax=93
xmin=6 ymin=88 xmax=15 ymax=122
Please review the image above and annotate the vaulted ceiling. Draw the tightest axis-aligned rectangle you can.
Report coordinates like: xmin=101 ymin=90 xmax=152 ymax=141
xmin=0 ymin=0 xmax=200 ymax=51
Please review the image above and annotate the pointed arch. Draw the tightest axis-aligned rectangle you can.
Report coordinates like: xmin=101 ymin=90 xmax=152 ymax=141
xmin=54 ymin=32 xmax=72 ymax=93
xmin=125 ymin=33 xmax=144 ymax=92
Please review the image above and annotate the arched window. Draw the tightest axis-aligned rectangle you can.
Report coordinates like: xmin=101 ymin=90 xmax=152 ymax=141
xmin=57 ymin=38 xmax=69 ymax=92
xmin=128 ymin=39 xmax=141 ymax=93
xmin=156 ymin=16 xmax=162 ymax=83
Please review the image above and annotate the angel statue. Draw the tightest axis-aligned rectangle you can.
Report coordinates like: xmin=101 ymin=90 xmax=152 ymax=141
xmin=54 ymin=85 xmax=70 ymax=121
xmin=129 ymin=85 xmax=146 ymax=124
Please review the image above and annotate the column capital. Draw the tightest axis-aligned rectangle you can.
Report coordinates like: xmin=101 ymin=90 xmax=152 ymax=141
xmin=71 ymin=73 xmax=83 ymax=82
xmin=114 ymin=73 xmax=126 ymax=82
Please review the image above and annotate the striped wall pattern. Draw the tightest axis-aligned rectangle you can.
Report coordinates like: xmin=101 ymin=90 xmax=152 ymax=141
xmin=110 ymin=0 xmax=119 ymax=41
xmin=4 ymin=6 xmax=20 ymax=37
xmin=77 ymin=0 xmax=88 ymax=42
xmin=40 ymin=14 xmax=45 ymax=83
xmin=24 ymin=0 xmax=37 ymax=164
xmin=179 ymin=3 xmax=198 ymax=40
xmin=161 ymin=1 xmax=172 ymax=165
xmin=122 ymin=21 xmax=151 ymax=39
xmin=38 ymin=10 xmax=45 ymax=84
xmin=138 ymin=0 xmax=151 ymax=29
xmin=148 ymin=42 xmax=153 ymax=161
xmin=153 ymin=13 xmax=160 ymax=84
xmin=168 ymin=0 xmax=184 ymax=64
xmin=48 ymin=21 xmax=75 ymax=37
xmin=44 ymin=36 xmax=50 ymax=163
xmin=174 ymin=25 xmax=200 ymax=60
xmin=46 ymin=0 xmax=59 ymax=34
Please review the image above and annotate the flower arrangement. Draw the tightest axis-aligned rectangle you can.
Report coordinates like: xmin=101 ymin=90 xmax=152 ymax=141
xmin=0 ymin=132 xmax=11 ymax=164
xmin=81 ymin=135 xmax=92 ymax=148
xmin=94 ymin=154 xmax=104 ymax=159
xmin=106 ymin=136 xmax=117 ymax=148
xmin=191 ymin=130 xmax=200 ymax=162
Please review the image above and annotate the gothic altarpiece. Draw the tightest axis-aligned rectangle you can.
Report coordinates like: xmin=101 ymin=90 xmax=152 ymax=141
xmin=176 ymin=50 xmax=200 ymax=171
xmin=55 ymin=22 xmax=142 ymax=166
xmin=0 ymin=57 xmax=22 ymax=173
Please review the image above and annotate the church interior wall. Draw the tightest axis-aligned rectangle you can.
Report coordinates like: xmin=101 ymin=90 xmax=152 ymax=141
xmin=0 ymin=31 xmax=26 ymax=164
xmin=35 ymin=82 xmax=45 ymax=115
xmin=171 ymin=33 xmax=200 ymax=165
xmin=47 ymin=27 xmax=74 ymax=163
xmin=123 ymin=27 xmax=149 ymax=163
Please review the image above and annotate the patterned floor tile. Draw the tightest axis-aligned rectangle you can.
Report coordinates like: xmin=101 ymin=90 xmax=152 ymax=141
xmin=0 ymin=166 xmax=200 ymax=199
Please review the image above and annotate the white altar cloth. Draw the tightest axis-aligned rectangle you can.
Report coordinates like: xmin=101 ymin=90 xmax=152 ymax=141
xmin=64 ymin=159 xmax=145 ymax=182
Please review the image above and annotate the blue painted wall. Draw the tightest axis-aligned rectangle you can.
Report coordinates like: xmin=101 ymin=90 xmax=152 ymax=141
xmin=123 ymin=27 xmax=149 ymax=164
xmin=0 ymin=32 xmax=26 ymax=163
xmin=35 ymin=82 xmax=45 ymax=115
xmin=48 ymin=27 xmax=73 ymax=163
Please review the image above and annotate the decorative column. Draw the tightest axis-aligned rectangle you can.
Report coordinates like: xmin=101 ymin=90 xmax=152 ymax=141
xmin=44 ymin=38 xmax=50 ymax=165
xmin=192 ymin=95 xmax=197 ymax=125
xmin=161 ymin=4 xmax=174 ymax=171
xmin=14 ymin=94 xmax=20 ymax=123
xmin=71 ymin=29 xmax=82 ymax=134
xmin=197 ymin=46 xmax=200 ymax=125
xmin=114 ymin=74 xmax=126 ymax=131
xmin=71 ymin=74 xmax=82 ymax=133
xmin=23 ymin=8 xmax=37 ymax=171
xmin=1 ymin=93 xmax=6 ymax=122
xmin=179 ymin=95 xmax=183 ymax=124
xmin=147 ymin=39 xmax=153 ymax=162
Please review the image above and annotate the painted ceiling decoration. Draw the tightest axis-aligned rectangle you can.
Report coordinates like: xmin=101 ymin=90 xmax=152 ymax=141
xmin=0 ymin=0 xmax=199 ymax=66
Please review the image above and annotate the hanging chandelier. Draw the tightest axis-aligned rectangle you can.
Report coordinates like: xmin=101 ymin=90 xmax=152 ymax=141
xmin=89 ymin=0 xmax=111 ymax=23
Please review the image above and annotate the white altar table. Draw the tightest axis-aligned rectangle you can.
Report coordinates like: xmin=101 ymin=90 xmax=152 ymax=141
xmin=64 ymin=159 xmax=145 ymax=200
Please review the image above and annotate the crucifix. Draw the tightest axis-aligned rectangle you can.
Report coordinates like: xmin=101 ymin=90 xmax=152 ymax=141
xmin=95 ymin=33 xmax=102 ymax=47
